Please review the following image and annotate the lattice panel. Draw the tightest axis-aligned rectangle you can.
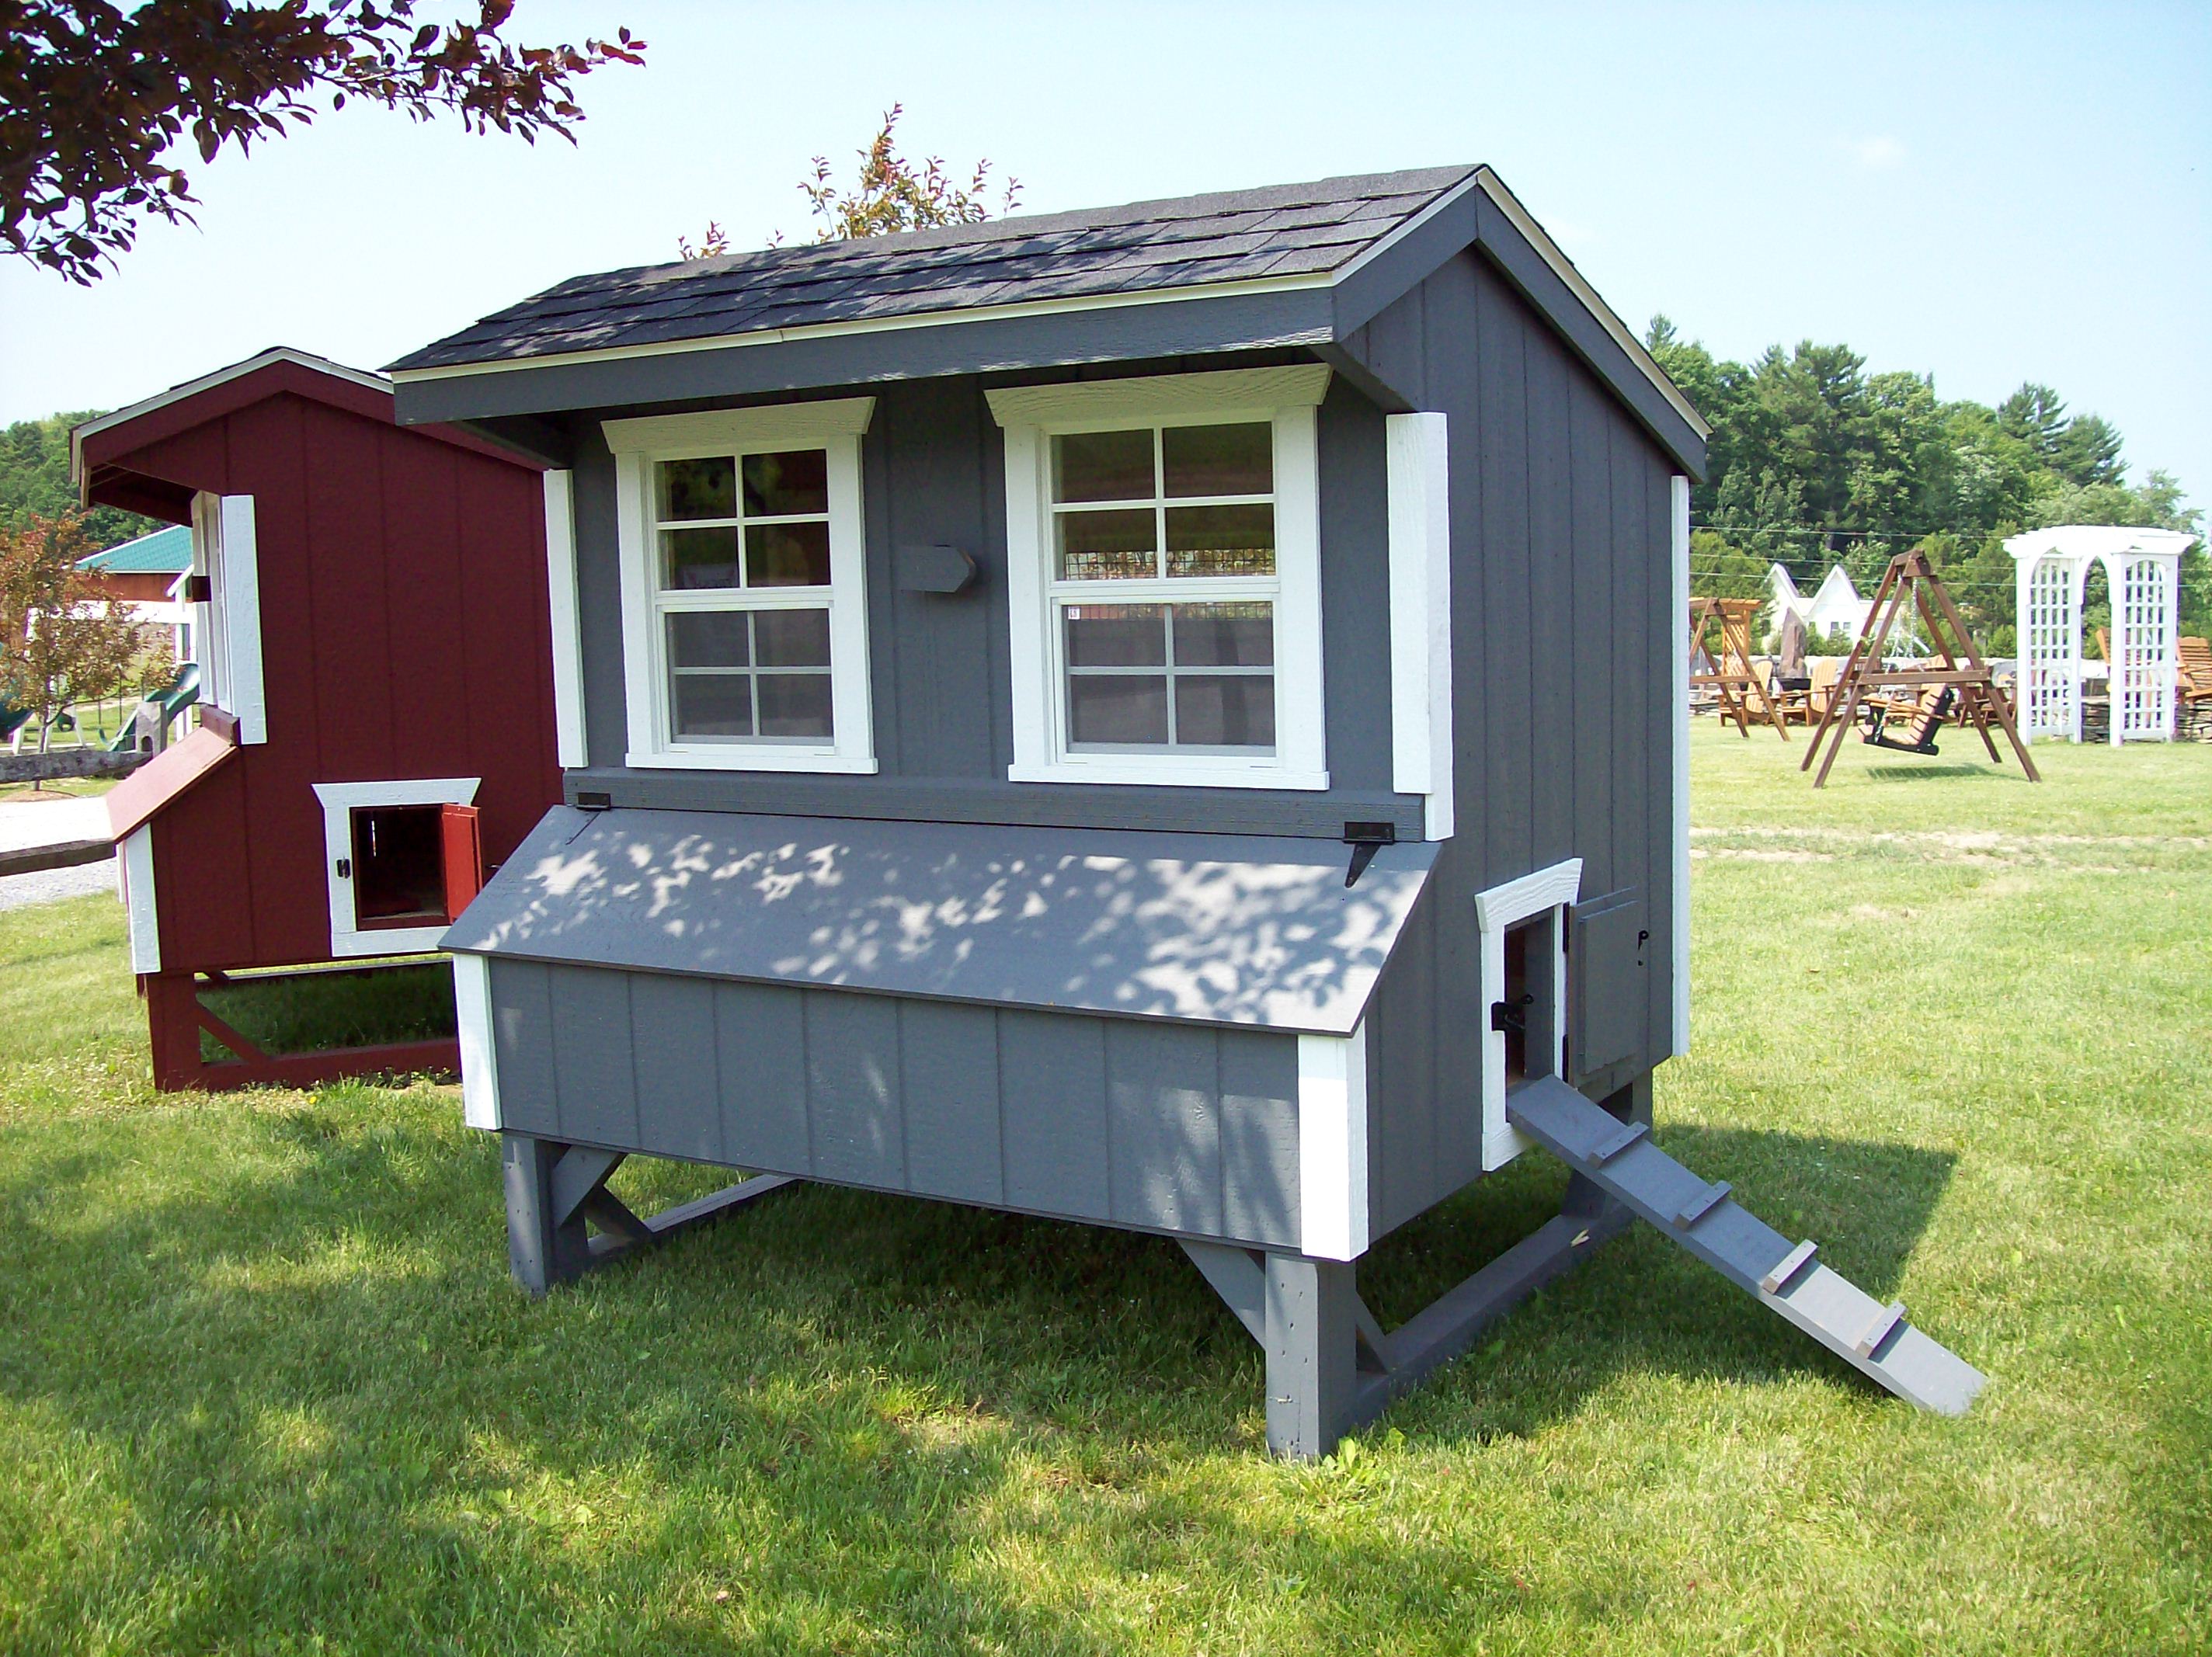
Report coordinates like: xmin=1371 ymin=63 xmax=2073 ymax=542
xmin=2021 ymin=555 xmax=2077 ymax=741
xmin=2114 ymin=557 xmax=2174 ymax=742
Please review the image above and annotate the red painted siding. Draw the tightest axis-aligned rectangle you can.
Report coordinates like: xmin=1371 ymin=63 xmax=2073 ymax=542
xmin=95 ymin=373 xmax=558 ymax=973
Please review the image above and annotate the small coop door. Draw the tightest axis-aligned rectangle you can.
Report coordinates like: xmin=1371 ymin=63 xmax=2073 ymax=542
xmin=313 ymin=779 xmax=482 ymax=958
xmin=1567 ymin=889 xmax=1647 ymax=1089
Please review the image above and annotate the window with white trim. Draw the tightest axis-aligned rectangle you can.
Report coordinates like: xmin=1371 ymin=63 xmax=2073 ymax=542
xmin=604 ymin=399 xmax=876 ymax=773
xmin=988 ymin=366 xmax=1330 ymax=790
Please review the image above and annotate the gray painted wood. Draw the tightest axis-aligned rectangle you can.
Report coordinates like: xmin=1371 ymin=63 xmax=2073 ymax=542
xmin=803 ymin=991 xmax=906 ymax=1189
xmin=1106 ymin=1019 xmax=1223 ymax=1237
xmin=451 ymin=806 xmax=1435 ymax=1036
xmin=999 ymin=1010 xmax=1112 ymax=1220
xmin=1217 ymin=1030 xmax=1300 ymax=1248
xmin=898 ymin=999 xmax=1003 ymax=1206
xmin=546 ymin=963 xmax=637 ymax=1147
xmin=1340 ymin=250 xmax=1679 ymax=1243
xmin=713 ymin=979 xmax=811 ymax=1170
xmin=489 ymin=957 xmax=1305 ymax=1249
xmin=630 ymin=970 xmax=722 ymax=1163
xmin=488 ymin=958 xmax=559 ymax=1137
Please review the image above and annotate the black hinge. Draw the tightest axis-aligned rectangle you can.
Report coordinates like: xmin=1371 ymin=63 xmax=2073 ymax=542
xmin=1490 ymin=992 xmax=1532 ymax=1033
xmin=1342 ymin=820 xmax=1396 ymax=887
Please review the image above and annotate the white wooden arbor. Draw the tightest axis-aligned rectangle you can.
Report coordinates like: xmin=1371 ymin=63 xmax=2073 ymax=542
xmin=2005 ymin=526 xmax=2193 ymax=744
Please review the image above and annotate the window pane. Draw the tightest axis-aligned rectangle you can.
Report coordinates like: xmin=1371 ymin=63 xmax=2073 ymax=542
xmin=754 ymin=607 xmax=832 ymax=667
xmin=1068 ymin=675 xmax=1170 ymax=745
xmin=663 ymin=526 xmax=741 ymax=589
xmin=1175 ymin=674 xmax=1275 ymax=748
xmin=743 ymin=449 xmax=830 ymax=517
xmin=746 ymin=521 xmax=832 ymax=586
xmin=668 ymin=610 xmax=750 ymax=667
xmin=1174 ymin=602 xmax=1274 ymax=666
xmin=1056 ymin=508 xmax=1156 ymax=580
xmin=1163 ymin=422 xmax=1271 ymax=497
xmin=757 ymin=672 xmax=834 ymax=738
xmin=671 ymin=672 xmax=753 ymax=738
xmin=657 ymin=457 xmax=736 ymax=521
xmin=1066 ymin=604 xmax=1167 ymax=666
xmin=1166 ymin=503 xmax=1275 ymax=577
xmin=1052 ymin=429 xmax=1153 ymax=503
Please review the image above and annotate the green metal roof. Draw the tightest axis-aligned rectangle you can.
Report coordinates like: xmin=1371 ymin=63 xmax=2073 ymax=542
xmin=78 ymin=523 xmax=191 ymax=575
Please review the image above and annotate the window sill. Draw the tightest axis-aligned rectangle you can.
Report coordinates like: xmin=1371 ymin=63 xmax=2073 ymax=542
xmin=624 ymin=749 xmax=881 ymax=776
xmin=1007 ymin=759 xmax=1330 ymax=792
xmin=332 ymin=923 xmax=450 ymax=959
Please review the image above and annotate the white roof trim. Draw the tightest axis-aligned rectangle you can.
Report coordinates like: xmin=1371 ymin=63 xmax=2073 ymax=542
xmin=1467 ymin=168 xmax=1709 ymax=441
xmin=71 ymin=348 xmax=391 ymax=484
xmin=2002 ymin=525 xmax=2198 ymax=563
xmin=389 ymin=271 xmax=1339 ymax=385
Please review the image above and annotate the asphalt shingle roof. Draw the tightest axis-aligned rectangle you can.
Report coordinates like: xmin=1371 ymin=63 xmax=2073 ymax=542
xmin=392 ymin=166 xmax=1477 ymax=373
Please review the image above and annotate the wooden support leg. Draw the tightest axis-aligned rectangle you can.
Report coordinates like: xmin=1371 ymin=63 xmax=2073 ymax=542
xmin=1264 ymin=1254 xmax=1365 ymax=1460
xmin=503 ymin=1134 xmax=597 ymax=1295
xmin=503 ymin=1132 xmax=802 ymax=1297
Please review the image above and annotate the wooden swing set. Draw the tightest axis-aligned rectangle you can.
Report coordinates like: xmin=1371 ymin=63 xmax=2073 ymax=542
xmin=1689 ymin=596 xmax=1789 ymax=738
xmin=1801 ymin=550 xmax=2041 ymax=787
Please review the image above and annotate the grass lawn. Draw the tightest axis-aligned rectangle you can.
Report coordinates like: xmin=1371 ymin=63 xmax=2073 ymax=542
xmin=0 ymin=726 xmax=2204 ymax=1654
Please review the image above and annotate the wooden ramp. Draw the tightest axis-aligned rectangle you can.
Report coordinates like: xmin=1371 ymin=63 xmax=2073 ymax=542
xmin=1507 ymin=1077 xmax=1985 ymax=1415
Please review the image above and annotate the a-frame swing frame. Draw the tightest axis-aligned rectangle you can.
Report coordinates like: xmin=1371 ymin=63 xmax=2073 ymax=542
xmin=1802 ymin=550 xmax=2042 ymax=788
xmin=1688 ymin=596 xmax=1789 ymax=739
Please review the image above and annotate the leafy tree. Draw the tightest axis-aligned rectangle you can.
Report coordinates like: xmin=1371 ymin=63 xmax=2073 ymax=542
xmin=0 ymin=412 xmax=158 ymax=550
xmin=4 ymin=2 xmax=645 ymax=283
xmin=681 ymin=104 xmax=1018 ymax=259
xmin=0 ymin=512 xmax=147 ymax=749
xmin=1647 ymin=317 xmax=2202 ymax=647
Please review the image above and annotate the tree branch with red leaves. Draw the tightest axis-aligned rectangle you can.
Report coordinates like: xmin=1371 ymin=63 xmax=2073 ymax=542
xmin=2 ymin=1 xmax=645 ymax=283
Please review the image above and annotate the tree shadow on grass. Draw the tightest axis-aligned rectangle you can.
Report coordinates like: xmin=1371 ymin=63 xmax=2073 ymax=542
xmin=0 ymin=1103 xmax=1966 ymax=1653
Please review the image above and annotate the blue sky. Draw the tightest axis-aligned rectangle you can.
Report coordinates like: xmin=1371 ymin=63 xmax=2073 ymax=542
xmin=4 ymin=1 xmax=2206 ymax=509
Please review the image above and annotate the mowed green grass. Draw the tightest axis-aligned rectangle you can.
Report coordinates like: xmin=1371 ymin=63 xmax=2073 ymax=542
xmin=0 ymin=726 xmax=2204 ymax=1655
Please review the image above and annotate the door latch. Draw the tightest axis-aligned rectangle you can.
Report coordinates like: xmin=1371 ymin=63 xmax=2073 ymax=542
xmin=1490 ymin=992 xmax=1533 ymax=1034
xmin=336 ymin=857 xmax=352 ymax=880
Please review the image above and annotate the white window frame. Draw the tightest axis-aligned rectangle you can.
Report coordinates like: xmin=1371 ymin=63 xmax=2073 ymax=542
xmin=986 ymin=365 xmax=1331 ymax=790
xmin=312 ymin=777 xmax=481 ymax=958
xmin=603 ymin=398 xmax=878 ymax=773
xmin=1474 ymin=856 xmax=1582 ymax=1171
xmin=190 ymin=491 xmax=267 ymax=745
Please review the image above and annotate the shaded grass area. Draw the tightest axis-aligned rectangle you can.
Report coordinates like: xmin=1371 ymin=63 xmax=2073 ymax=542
xmin=0 ymin=728 xmax=2204 ymax=1653
xmin=197 ymin=962 xmax=457 ymax=1062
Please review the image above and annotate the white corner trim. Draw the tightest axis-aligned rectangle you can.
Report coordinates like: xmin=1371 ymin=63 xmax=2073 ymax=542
xmin=600 ymin=395 xmax=876 ymax=455
xmin=1473 ymin=857 xmax=1583 ymax=935
xmin=1386 ymin=412 xmax=1453 ymax=840
xmin=1670 ymin=475 xmax=1692 ymax=1058
xmin=311 ymin=776 xmax=481 ymax=959
xmin=451 ymin=952 xmax=502 ymax=1131
xmin=1299 ymin=1027 xmax=1370 ymax=1261
xmin=542 ymin=470 xmax=587 ymax=769
xmin=120 ymin=825 xmax=160 ymax=974
xmin=217 ymin=495 xmax=267 ymax=745
xmin=984 ymin=363 xmax=1332 ymax=428
xmin=1475 ymin=857 xmax=1582 ymax=1170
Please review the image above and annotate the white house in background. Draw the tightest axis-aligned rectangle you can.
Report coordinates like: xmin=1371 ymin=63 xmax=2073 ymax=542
xmin=1769 ymin=562 xmax=1873 ymax=647
xmin=76 ymin=523 xmax=195 ymax=662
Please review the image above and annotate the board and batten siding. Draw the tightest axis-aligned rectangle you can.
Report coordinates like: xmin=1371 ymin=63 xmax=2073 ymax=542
xmin=486 ymin=958 xmax=1303 ymax=1251
xmin=557 ymin=362 xmax=1415 ymax=838
xmin=1343 ymin=250 xmax=1679 ymax=1242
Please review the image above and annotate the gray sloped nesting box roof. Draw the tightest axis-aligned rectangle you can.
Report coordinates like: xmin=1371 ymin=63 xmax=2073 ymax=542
xmin=387 ymin=164 xmax=1706 ymax=474
xmin=447 ymin=808 xmax=1438 ymax=1036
